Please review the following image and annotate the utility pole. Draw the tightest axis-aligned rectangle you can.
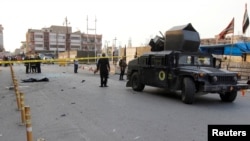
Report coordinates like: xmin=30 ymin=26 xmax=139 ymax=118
xmin=94 ymin=16 xmax=97 ymax=63
xmin=64 ymin=17 xmax=70 ymax=59
xmin=87 ymin=16 xmax=89 ymax=64
xmin=112 ymin=37 xmax=117 ymax=64
xmin=56 ymin=32 xmax=58 ymax=58
xmin=105 ymin=40 xmax=109 ymax=56
xmin=87 ymin=15 xmax=97 ymax=63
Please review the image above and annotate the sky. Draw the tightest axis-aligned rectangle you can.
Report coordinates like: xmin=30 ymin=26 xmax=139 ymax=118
xmin=0 ymin=0 xmax=249 ymax=52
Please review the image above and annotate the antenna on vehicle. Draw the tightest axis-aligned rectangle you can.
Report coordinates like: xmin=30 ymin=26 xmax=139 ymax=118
xmin=159 ymin=31 xmax=165 ymax=40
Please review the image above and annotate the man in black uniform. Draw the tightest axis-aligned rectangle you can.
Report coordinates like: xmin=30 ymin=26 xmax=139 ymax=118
xmin=35 ymin=52 xmax=41 ymax=73
xmin=96 ymin=53 xmax=110 ymax=87
xmin=119 ymin=56 xmax=127 ymax=80
xmin=24 ymin=55 xmax=30 ymax=74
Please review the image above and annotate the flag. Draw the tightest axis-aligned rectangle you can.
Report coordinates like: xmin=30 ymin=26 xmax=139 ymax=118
xmin=218 ymin=18 xmax=234 ymax=40
xmin=243 ymin=3 xmax=249 ymax=34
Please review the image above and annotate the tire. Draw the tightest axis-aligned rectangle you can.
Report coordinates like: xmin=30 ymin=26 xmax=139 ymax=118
xmin=219 ymin=91 xmax=237 ymax=102
xmin=181 ymin=77 xmax=195 ymax=104
xmin=131 ymin=72 xmax=145 ymax=91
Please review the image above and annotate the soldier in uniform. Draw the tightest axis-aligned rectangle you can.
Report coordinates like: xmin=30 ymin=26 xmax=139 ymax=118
xmin=119 ymin=56 xmax=127 ymax=80
xmin=73 ymin=56 xmax=79 ymax=73
xmin=30 ymin=55 xmax=36 ymax=73
xmin=96 ymin=53 xmax=110 ymax=87
xmin=24 ymin=55 xmax=30 ymax=73
xmin=35 ymin=52 xmax=41 ymax=73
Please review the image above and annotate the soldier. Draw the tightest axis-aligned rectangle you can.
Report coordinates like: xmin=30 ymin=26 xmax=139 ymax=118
xmin=96 ymin=53 xmax=110 ymax=87
xmin=24 ymin=55 xmax=30 ymax=74
xmin=35 ymin=52 xmax=41 ymax=73
xmin=119 ymin=56 xmax=127 ymax=80
xmin=73 ymin=56 xmax=79 ymax=73
xmin=30 ymin=55 xmax=36 ymax=73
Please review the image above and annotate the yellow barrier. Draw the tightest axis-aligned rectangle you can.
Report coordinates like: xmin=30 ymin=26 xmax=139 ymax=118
xmin=13 ymin=79 xmax=21 ymax=110
xmin=25 ymin=106 xmax=33 ymax=141
xmin=20 ymin=92 xmax=26 ymax=125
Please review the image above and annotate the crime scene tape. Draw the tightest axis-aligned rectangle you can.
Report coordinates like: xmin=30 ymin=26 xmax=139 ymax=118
xmin=0 ymin=55 xmax=129 ymax=64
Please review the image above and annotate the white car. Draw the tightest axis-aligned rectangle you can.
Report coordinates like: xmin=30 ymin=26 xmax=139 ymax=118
xmin=43 ymin=56 xmax=54 ymax=64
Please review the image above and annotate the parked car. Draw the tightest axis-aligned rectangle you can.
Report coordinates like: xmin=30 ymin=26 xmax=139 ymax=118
xmin=43 ymin=56 xmax=54 ymax=64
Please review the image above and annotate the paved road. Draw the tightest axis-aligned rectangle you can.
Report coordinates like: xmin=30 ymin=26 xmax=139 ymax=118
xmin=1 ymin=64 xmax=250 ymax=141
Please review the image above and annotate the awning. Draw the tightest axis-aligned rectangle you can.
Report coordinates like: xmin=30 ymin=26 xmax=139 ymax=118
xmin=199 ymin=42 xmax=250 ymax=56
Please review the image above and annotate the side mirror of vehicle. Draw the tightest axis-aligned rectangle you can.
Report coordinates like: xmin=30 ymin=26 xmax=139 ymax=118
xmin=213 ymin=58 xmax=221 ymax=69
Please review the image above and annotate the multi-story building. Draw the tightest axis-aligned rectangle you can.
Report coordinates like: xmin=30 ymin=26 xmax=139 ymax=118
xmin=200 ymin=35 xmax=250 ymax=45
xmin=26 ymin=25 xmax=102 ymax=56
xmin=81 ymin=33 xmax=102 ymax=52
xmin=0 ymin=24 xmax=4 ymax=52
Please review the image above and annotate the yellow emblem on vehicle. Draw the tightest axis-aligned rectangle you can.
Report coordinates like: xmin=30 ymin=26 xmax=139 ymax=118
xmin=159 ymin=71 xmax=165 ymax=81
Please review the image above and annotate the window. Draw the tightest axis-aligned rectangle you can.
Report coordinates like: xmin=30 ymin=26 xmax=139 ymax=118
xmin=139 ymin=57 xmax=146 ymax=65
xmin=90 ymin=39 xmax=95 ymax=43
xmin=194 ymin=56 xmax=211 ymax=65
xmin=71 ymin=36 xmax=80 ymax=40
xmin=179 ymin=55 xmax=192 ymax=65
xmin=50 ymin=45 xmax=57 ymax=48
xmin=50 ymin=34 xmax=56 ymax=39
xmin=153 ymin=57 xmax=163 ymax=66
xmin=71 ymin=45 xmax=80 ymax=49
xmin=35 ymin=44 xmax=43 ymax=47
xmin=179 ymin=55 xmax=211 ymax=66
xmin=35 ymin=35 xmax=43 ymax=38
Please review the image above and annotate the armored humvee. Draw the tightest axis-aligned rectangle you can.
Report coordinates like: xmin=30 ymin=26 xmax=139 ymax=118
xmin=126 ymin=23 xmax=249 ymax=104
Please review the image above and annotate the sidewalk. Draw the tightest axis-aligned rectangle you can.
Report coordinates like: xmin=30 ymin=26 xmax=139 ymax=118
xmin=0 ymin=65 xmax=26 ymax=141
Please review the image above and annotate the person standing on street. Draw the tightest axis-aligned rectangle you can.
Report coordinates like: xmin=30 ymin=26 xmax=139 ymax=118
xmin=24 ymin=55 xmax=30 ymax=74
xmin=35 ymin=52 xmax=41 ymax=73
xmin=119 ymin=56 xmax=127 ymax=80
xmin=96 ymin=53 xmax=110 ymax=87
xmin=74 ymin=57 xmax=79 ymax=73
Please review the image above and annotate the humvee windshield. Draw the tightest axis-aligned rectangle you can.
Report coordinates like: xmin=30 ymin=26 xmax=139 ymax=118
xmin=178 ymin=55 xmax=211 ymax=66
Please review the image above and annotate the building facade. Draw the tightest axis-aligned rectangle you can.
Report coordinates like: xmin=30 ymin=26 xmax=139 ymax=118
xmin=26 ymin=25 xmax=102 ymax=56
xmin=200 ymin=35 xmax=250 ymax=45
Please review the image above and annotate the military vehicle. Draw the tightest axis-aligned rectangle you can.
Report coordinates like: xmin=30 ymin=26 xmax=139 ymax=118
xmin=126 ymin=23 xmax=249 ymax=104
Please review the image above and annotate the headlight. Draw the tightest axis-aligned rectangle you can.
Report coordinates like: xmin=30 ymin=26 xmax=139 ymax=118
xmin=233 ymin=76 xmax=238 ymax=81
xmin=213 ymin=76 xmax=218 ymax=82
xmin=237 ymin=73 xmax=241 ymax=77
xmin=237 ymin=73 xmax=241 ymax=79
xmin=199 ymin=73 xmax=205 ymax=77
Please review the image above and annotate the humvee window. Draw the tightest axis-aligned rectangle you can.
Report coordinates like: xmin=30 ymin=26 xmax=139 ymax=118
xmin=179 ymin=55 xmax=192 ymax=65
xmin=179 ymin=55 xmax=211 ymax=66
xmin=152 ymin=57 xmax=164 ymax=66
xmin=194 ymin=56 xmax=211 ymax=66
xmin=139 ymin=57 xmax=146 ymax=65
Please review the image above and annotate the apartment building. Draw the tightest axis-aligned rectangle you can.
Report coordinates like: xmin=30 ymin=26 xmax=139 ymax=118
xmin=26 ymin=25 xmax=102 ymax=55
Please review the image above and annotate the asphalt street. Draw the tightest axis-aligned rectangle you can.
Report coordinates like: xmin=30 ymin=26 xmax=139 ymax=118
xmin=1 ymin=64 xmax=250 ymax=141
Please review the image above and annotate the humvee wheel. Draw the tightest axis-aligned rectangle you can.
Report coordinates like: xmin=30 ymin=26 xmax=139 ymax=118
xmin=219 ymin=91 xmax=237 ymax=102
xmin=131 ymin=72 xmax=145 ymax=91
xmin=181 ymin=77 xmax=195 ymax=104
